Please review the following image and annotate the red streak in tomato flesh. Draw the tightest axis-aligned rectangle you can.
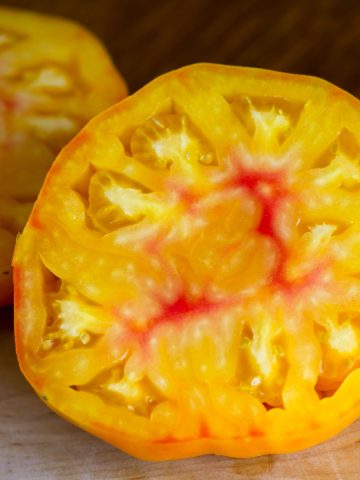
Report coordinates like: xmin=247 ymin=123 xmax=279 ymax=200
xmin=235 ymin=170 xmax=285 ymax=238
xmin=119 ymin=293 xmax=224 ymax=342
xmin=154 ymin=294 xmax=217 ymax=327
xmin=231 ymin=169 xmax=291 ymax=288
xmin=166 ymin=178 xmax=200 ymax=213
xmin=233 ymin=170 xmax=325 ymax=294
xmin=127 ymin=294 xmax=225 ymax=351
xmin=176 ymin=186 xmax=198 ymax=208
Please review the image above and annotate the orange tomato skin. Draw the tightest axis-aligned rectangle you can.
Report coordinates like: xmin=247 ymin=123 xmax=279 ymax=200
xmin=13 ymin=63 xmax=360 ymax=460
xmin=0 ymin=6 xmax=127 ymax=305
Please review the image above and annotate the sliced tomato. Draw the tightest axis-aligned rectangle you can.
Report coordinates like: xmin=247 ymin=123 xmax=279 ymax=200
xmin=0 ymin=6 xmax=127 ymax=305
xmin=13 ymin=64 xmax=360 ymax=460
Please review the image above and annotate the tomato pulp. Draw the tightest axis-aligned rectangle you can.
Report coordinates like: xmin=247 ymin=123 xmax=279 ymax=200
xmin=13 ymin=64 xmax=360 ymax=460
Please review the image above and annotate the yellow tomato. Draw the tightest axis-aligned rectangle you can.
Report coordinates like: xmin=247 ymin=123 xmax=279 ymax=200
xmin=13 ymin=64 xmax=360 ymax=460
xmin=0 ymin=6 xmax=127 ymax=304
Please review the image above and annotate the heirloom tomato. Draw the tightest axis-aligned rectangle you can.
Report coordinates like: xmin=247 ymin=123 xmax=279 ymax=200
xmin=0 ymin=6 xmax=127 ymax=305
xmin=13 ymin=64 xmax=360 ymax=460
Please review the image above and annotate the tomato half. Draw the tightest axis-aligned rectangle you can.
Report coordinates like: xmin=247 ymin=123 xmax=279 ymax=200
xmin=0 ymin=6 xmax=127 ymax=305
xmin=13 ymin=64 xmax=360 ymax=460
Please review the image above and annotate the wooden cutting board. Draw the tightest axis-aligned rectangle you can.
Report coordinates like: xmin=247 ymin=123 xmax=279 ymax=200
xmin=1 ymin=311 xmax=360 ymax=479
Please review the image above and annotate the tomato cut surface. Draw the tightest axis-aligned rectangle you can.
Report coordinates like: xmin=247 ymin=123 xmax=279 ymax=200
xmin=13 ymin=64 xmax=360 ymax=460
xmin=0 ymin=6 xmax=127 ymax=305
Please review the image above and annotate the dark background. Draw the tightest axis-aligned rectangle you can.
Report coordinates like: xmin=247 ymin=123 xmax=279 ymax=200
xmin=1 ymin=0 xmax=360 ymax=97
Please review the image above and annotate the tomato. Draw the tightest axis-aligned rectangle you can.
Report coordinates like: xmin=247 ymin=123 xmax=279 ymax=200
xmin=13 ymin=63 xmax=360 ymax=460
xmin=0 ymin=6 xmax=127 ymax=305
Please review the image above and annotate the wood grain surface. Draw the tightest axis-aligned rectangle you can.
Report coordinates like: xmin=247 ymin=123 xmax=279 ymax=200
xmin=2 ymin=0 xmax=360 ymax=478
xmin=2 ymin=0 xmax=360 ymax=97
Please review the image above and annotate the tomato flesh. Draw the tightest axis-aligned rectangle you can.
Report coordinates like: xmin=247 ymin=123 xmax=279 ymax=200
xmin=14 ymin=64 xmax=360 ymax=460
xmin=0 ymin=6 xmax=127 ymax=305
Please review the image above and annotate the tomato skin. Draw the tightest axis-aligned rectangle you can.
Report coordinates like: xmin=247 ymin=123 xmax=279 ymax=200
xmin=13 ymin=63 xmax=360 ymax=460
xmin=0 ymin=6 xmax=127 ymax=306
